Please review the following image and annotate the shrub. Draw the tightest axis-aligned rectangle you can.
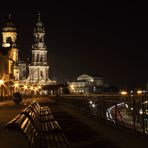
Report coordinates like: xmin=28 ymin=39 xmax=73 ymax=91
xmin=12 ymin=92 xmax=23 ymax=104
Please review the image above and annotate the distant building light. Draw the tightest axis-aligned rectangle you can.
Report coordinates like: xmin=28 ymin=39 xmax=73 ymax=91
xmin=144 ymin=101 xmax=148 ymax=104
xmin=89 ymin=100 xmax=93 ymax=104
xmin=125 ymin=104 xmax=128 ymax=108
xmin=139 ymin=109 xmax=143 ymax=114
xmin=92 ymin=103 xmax=95 ymax=108
xmin=70 ymin=85 xmax=74 ymax=90
xmin=137 ymin=90 xmax=142 ymax=95
xmin=120 ymin=91 xmax=127 ymax=95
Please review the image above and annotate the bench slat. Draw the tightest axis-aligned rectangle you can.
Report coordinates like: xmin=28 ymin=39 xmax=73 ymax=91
xmin=5 ymin=100 xmax=71 ymax=148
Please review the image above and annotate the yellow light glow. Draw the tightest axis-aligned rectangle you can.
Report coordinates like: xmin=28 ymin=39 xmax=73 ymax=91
xmin=30 ymin=86 xmax=33 ymax=90
xmin=137 ymin=90 xmax=142 ymax=95
xmin=14 ymin=83 xmax=19 ymax=87
xmin=38 ymin=86 xmax=41 ymax=89
xmin=24 ymin=85 xmax=27 ymax=90
xmin=35 ymin=87 xmax=38 ymax=91
xmin=121 ymin=91 xmax=127 ymax=95
xmin=0 ymin=80 xmax=4 ymax=85
xmin=70 ymin=85 xmax=74 ymax=90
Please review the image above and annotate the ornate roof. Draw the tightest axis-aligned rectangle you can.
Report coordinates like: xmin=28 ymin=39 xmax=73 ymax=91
xmin=2 ymin=14 xmax=16 ymax=32
xmin=77 ymin=74 xmax=94 ymax=82
xmin=34 ymin=12 xmax=45 ymax=33
xmin=77 ymin=74 xmax=103 ymax=82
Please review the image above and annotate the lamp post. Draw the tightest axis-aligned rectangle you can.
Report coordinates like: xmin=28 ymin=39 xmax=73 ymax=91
xmin=137 ymin=90 xmax=145 ymax=135
xmin=0 ymin=79 xmax=4 ymax=102
xmin=70 ymin=85 xmax=75 ymax=93
xmin=14 ymin=82 xmax=19 ymax=93
xmin=34 ymin=87 xmax=38 ymax=96
xmin=120 ymin=91 xmax=128 ymax=125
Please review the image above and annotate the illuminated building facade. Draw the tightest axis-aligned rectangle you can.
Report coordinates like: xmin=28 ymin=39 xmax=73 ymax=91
xmin=2 ymin=14 xmax=20 ymax=81
xmin=0 ymin=15 xmax=20 ymax=97
xmin=69 ymin=74 xmax=104 ymax=94
xmin=27 ymin=12 xmax=55 ymax=85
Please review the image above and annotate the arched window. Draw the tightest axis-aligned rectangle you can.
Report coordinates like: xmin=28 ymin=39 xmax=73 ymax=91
xmin=41 ymin=71 xmax=43 ymax=77
xmin=37 ymin=54 xmax=39 ymax=62
xmin=6 ymin=37 xmax=12 ymax=44
xmin=40 ymin=55 xmax=43 ymax=62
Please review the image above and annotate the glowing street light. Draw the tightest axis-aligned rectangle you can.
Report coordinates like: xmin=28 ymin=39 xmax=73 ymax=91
xmin=29 ymin=86 xmax=34 ymax=95
xmin=120 ymin=91 xmax=127 ymax=96
xmin=89 ymin=100 xmax=93 ymax=104
xmin=0 ymin=80 xmax=4 ymax=85
xmin=24 ymin=85 xmax=27 ymax=90
xmin=34 ymin=87 xmax=38 ymax=95
xmin=137 ymin=90 xmax=142 ymax=95
xmin=30 ymin=86 xmax=33 ymax=90
xmin=38 ymin=85 xmax=42 ymax=95
xmin=14 ymin=82 xmax=19 ymax=92
xmin=70 ymin=85 xmax=74 ymax=90
xmin=92 ymin=103 xmax=96 ymax=108
xmin=14 ymin=83 xmax=19 ymax=87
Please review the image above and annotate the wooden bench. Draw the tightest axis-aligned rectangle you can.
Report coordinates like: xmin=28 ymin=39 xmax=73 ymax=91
xmin=5 ymin=113 xmax=41 ymax=148
xmin=5 ymin=100 xmax=71 ymax=148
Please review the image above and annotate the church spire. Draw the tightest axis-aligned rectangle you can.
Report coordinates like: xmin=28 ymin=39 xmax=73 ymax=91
xmin=34 ymin=11 xmax=45 ymax=33
xmin=38 ymin=11 xmax=40 ymax=22
xmin=8 ymin=13 xmax=11 ymax=20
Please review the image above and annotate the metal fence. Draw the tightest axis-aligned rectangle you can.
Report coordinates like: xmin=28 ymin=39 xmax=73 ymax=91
xmin=60 ymin=94 xmax=148 ymax=135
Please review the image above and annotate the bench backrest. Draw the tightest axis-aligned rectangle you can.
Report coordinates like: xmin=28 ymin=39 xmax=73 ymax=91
xmin=5 ymin=100 xmax=71 ymax=148
xmin=5 ymin=113 xmax=42 ymax=148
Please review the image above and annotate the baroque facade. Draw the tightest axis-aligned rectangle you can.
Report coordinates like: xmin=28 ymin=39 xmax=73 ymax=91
xmin=27 ymin=13 xmax=55 ymax=86
xmin=0 ymin=15 xmax=22 ymax=97
xmin=1 ymin=15 xmax=20 ymax=81
xmin=0 ymin=13 xmax=55 ymax=98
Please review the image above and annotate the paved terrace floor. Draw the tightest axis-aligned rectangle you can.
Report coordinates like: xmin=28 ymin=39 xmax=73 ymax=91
xmin=0 ymin=97 xmax=148 ymax=148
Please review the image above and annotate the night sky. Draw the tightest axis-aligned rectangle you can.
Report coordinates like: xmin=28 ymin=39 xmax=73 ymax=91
xmin=0 ymin=1 xmax=148 ymax=89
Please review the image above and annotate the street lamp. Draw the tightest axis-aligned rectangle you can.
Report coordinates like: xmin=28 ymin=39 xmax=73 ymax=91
xmin=119 ymin=91 xmax=128 ymax=124
xmin=137 ymin=90 xmax=142 ymax=95
xmin=120 ymin=91 xmax=128 ymax=96
xmin=14 ymin=82 xmax=19 ymax=92
xmin=0 ymin=79 xmax=4 ymax=102
xmin=137 ymin=89 xmax=145 ymax=134
xmin=70 ymin=85 xmax=75 ymax=93
xmin=34 ymin=87 xmax=38 ymax=96
xmin=38 ymin=85 xmax=41 ymax=95
xmin=30 ymin=86 xmax=33 ymax=96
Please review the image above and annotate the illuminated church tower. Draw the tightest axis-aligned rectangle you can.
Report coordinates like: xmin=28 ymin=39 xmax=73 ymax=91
xmin=27 ymin=12 xmax=53 ymax=85
xmin=2 ymin=14 xmax=19 ymax=80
